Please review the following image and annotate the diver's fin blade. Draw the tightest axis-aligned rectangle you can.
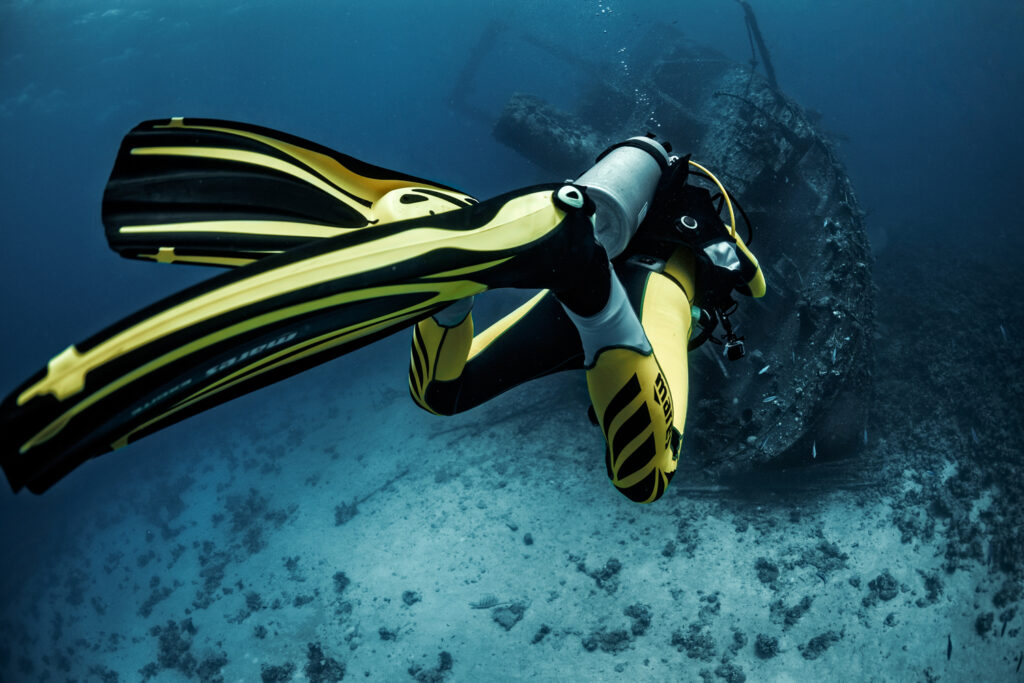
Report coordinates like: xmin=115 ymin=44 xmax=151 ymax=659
xmin=2 ymin=185 xmax=564 ymax=493
xmin=102 ymin=118 xmax=470 ymax=267
xmin=0 ymin=250 xmax=451 ymax=493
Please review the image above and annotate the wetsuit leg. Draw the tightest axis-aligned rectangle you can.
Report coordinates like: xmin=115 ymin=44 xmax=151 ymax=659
xmin=586 ymin=263 xmax=692 ymax=503
xmin=410 ymin=290 xmax=582 ymax=415
xmin=410 ymin=259 xmax=694 ymax=505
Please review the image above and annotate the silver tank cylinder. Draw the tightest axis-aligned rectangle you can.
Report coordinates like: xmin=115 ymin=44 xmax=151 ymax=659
xmin=574 ymin=136 xmax=670 ymax=258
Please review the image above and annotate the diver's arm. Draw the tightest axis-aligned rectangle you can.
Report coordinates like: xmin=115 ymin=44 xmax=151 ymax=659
xmin=733 ymin=232 xmax=767 ymax=298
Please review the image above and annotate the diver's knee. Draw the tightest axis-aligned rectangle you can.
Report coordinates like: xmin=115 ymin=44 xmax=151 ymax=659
xmin=409 ymin=381 xmax=464 ymax=416
xmin=428 ymin=401 xmax=459 ymax=417
xmin=411 ymin=398 xmax=458 ymax=417
xmin=606 ymin=453 xmax=675 ymax=503
xmin=409 ymin=385 xmax=455 ymax=416
xmin=625 ymin=475 xmax=673 ymax=503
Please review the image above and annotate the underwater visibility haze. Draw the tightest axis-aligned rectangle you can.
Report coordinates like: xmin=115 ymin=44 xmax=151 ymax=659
xmin=0 ymin=0 xmax=1022 ymax=680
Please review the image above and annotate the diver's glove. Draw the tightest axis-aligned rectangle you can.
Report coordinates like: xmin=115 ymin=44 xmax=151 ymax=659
xmin=432 ymin=296 xmax=475 ymax=327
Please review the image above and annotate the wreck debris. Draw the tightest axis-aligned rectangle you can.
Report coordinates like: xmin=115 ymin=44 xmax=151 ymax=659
xmin=735 ymin=0 xmax=780 ymax=90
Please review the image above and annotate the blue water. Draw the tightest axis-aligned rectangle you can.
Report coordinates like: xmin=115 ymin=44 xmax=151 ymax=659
xmin=2 ymin=0 xmax=1021 ymax=366
xmin=1 ymin=1 xmax=1022 ymax=681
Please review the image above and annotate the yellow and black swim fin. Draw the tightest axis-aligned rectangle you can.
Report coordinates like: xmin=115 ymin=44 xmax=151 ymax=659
xmin=103 ymin=117 xmax=477 ymax=267
xmin=1 ymin=119 xmax=598 ymax=493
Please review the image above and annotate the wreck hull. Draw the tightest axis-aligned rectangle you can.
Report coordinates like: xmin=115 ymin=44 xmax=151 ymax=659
xmin=491 ymin=41 xmax=875 ymax=477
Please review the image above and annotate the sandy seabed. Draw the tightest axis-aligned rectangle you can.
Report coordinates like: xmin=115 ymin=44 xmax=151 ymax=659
xmin=0 ymin=330 xmax=1020 ymax=683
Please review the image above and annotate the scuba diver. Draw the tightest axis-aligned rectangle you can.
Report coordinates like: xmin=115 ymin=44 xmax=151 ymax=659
xmin=0 ymin=118 xmax=764 ymax=501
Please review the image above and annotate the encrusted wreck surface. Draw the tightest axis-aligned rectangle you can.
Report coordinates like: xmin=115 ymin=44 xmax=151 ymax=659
xmin=488 ymin=37 xmax=875 ymax=479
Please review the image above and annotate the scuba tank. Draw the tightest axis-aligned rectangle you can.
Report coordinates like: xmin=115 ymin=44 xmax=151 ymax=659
xmin=574 ymin=135 xmax=671 ymax=258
